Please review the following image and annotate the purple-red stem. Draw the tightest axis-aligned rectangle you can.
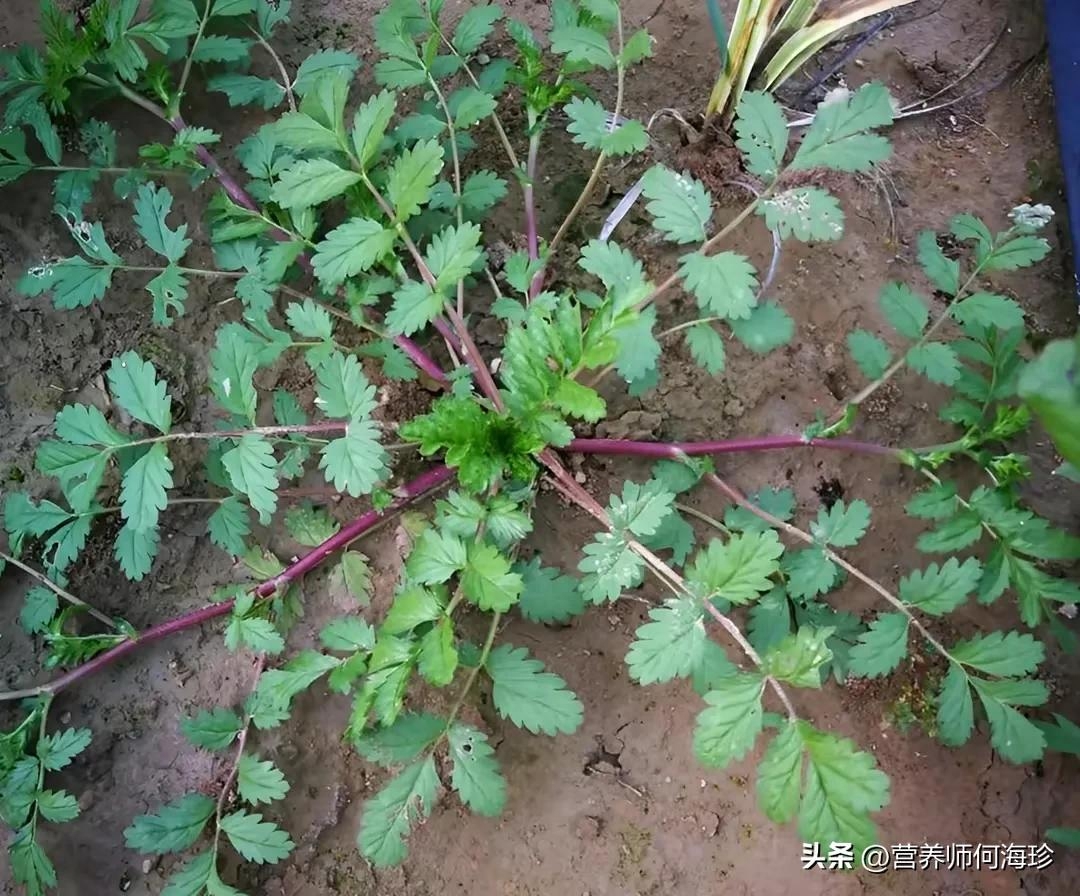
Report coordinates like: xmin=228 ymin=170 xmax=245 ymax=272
xmin=568 ymin=436 xmax=903 ymax=459
xmin=8 ymin=465 xmax=452 ymax=701
xmin=170 ymin=116 xmax=449 ymax=384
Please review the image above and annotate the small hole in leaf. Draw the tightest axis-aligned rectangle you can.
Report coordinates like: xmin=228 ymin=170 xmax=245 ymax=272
xmin=462 ymin=742 xmax=473 ymax=754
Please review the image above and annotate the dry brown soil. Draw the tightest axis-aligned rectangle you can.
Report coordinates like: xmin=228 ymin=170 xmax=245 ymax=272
xmin=2 ymin=1 xmax=1079 ymax=895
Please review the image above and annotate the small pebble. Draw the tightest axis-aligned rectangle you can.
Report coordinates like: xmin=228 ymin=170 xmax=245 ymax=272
xmin=59 ymin=711 xmax=71 ymax=725
xmin=140 ymin=859 xmax=154 ymax=875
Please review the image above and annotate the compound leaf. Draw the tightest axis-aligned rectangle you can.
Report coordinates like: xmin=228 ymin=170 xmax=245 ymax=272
xmin=790 ymin=82 xmax=893 ymax=173
xmin=222 ymin=435 xmax=278 ymax=525
xmin=37 ymin=728 xmax=92 ymax=771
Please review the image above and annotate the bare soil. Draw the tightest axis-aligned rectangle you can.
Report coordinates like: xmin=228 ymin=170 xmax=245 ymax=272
xmin=2 ymin=1 xmax=1080 ymax=895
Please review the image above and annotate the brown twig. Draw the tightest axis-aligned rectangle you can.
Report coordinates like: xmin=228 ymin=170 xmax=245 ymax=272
xmin=0 ymin=551 xmax=118 ymax=631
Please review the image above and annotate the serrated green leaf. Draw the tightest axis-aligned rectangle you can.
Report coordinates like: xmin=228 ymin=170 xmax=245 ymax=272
xmin=266 ymin=111 xmax=340 ymax=151
xmin=37 ymin=728 xmax=92 ymax=771
xmin=219 ymin=809 xmax=294 ymax=864
xmin=350 ymin=89 xmax=396 ymax=170
xmin=208 ymin=72 xmax=286 ymax=109
xmin=917 ymin=510 xmax=983 ymax=553
xmin=145 ymin=264 xmax=189 ymax=326
xmin=418 ymin=617 xmax=457 ymax=686
xmin=387 ymin=139 xmax=444 ymax=221
xmin=208 ymin=497 xmax=250 ymax=557
xmin=578 ymin=530 xmax=643 ymax=604
xmin=225 ymin=612 xmax=284 ymax=654
xmin=385 ymin=279 xmax=444 ymax=335
xmin=906 ymin=482 xmax=957 ymax=519
xmin=124 ymin=793 xmax=215 ymax=854
xmin=311 ymin=217 xmax=396 ymax=288
xmin=899 ymin=557 xmax=981 ymax=615
xmin=640 ymin=165 xmax=712 ymax=244
xmin=626 ymin=596 xmax=705 ymax=684
xmin=747 ymin=587 xmax=792 ymax=655
xmin=319 ymin=420 xmax=388 ymax=497
xmin=693 ymin=673 xmax=764 ymax=767
xmin=115 ymin=519 xmax=161 ymax=581
xmin=907 ymin=341 xmax=960 ymax=385
xmin=730 ymin=301 xmax=793 ymax=353
xmin=271 ymin=158 xmax=360 ymax=210
xmin=119 ymin=442 xmax=172 ymax=532
xmin=679 ymin=250 xmax=758 ymax=320
xmin=353 ymin=713 xmax=445 ymax=765
xmin=222 ymin=435 xmax=278 ymax=525
xmin=578 ymin=239 xmax=650 ymax=308
xmin=734 ymin=91 xmax=788 ymax=180
xmin=54 ymin=404 xmax=128 ymax=448
xmin=192 ymin=34 xmax=251 ymax=62
xmin=878 ymin=282 xmax=928 ymax=339
xmin=791 ymin=83 xmax=893 ymax=173
xmin=810 ymin=499 xmax=870 ymax=548
xmin=320 ymin=616 xmax=375 ymax=652
xmin=37 ymin=789 xmax=79 ymax=823
xmin=315 ymin=349 xmax=378 ymax=423
xmin=284 ymin=502 xmax=339 ymax=546
xmin=406 ymin=528 xmax=467 ymax=585
xmin=758 ymin=187 xmax=844 ymax=241
xmin=449 ymin=87 xmax=496 ymax=129
xmin=107 ymin=352 xmax=172 ymax=434
xmin=485 ymin=644 xmax=583 ymax=735
xmin=984 ymin=234 xmax=1050 ymax=271
xmin=452 ymin=4 xmax=502 ymax=55
xmin=20 ymin=257 xmax=114 ymax=310
xmin=684 ymin=322 xmax=726 ymax=375
xmin=609 ymin=479 xmax=675 ymax=537
xmin=515 ymin=557 xmax=585 ymax=624
xmin=688 ymin=531 xmax=784 ymax=604
xmin=284 ymin=299 xmax=333 ymax=342
xmin=797 ymin=722 xmax=890 ymax=853
xmin=236 ymin=755 xmax=289 ymax=805
xmin=783 ymin=547 xmax=840 ymax=599
xmin=133 ymin=182 xmax=191 ymax=263
xmin=847 ymin=330 xmax=891 ymax=379
xmin=461 ymin=542 xmax=522 ymax=612
xmin=952 ymin=292 xmax=1024 ymax=330
xmin=209 ymin=324 xmax=260 ymax=423
xmin=160 ymin=849 xmax=213 ymax=896
xmin=550 ymin=24 xmax=614 ymax=68
xmin=613 ymin=305 xmax=661 ymax=383
xmin=425 ymin=222 xmax=482 ymax=292
xmin=460 ymin=169 xmax=507 ymax=216
xmin=756 ymin=722 xmax=803 ymax=822
xmin=951 ymin=631 xmax=1044 ymax=677
xmin=19 ymin=585 xmax=59 ymax=635
xmin=357 ymin=755 xmax=440 ymax=867
xmin=848 ymin=613 xmax=909 ymax=679
xmin=564 ymin=97 xmax=648 ymax=156
xmin=973 ymin=686 xmax=1046 ymax=764
xmin=936 ymin=662 xmax=974 ymax=746
xmin=447 ymin=723 xmax=505 ymax=816
xmin=917 ymin=230 xmax=959 ymax=294
xmin=762 ymin=627 xmax=833 ymax=688
xmin=293 ymin=49 xmax=360 ymax=96
xmin=724 ymin=487 xmax=796 ymax=533
xmin=182 ymin=708 xmax=243 ymax=751
xmin=10 ymin=823 xmax=57 ymax=893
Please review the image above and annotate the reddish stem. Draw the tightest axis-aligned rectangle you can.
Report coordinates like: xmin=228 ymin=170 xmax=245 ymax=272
xmin=168 ymin=115 xmax=449 ymax=385
xmin=568 ymin=436 xmax=903 ymax=459
xmin=4 ymin=465 xmax=453 ymax=701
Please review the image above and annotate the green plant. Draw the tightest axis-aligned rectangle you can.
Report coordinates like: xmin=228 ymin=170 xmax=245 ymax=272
xmin=704 ymin=0 xmax=917 ymax=123
xmin=1 ymin=1 xmax=1077 ymax=892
